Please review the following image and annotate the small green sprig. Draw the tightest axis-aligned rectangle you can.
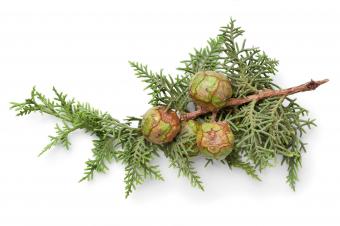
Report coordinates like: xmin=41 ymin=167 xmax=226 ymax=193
xmin=129 ymin=61 xmax=190 ymax=112
xmin=164 ymin=130 xmax=204 ymax=191
xmin=10 ymin=86 xmax=159 ymax=196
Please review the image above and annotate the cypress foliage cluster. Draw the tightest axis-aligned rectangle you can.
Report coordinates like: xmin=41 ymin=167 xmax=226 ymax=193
xmin=11 ymin=19 xmax=318 ymax=197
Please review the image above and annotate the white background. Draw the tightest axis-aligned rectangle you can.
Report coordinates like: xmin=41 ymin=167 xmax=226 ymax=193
xmin=0 ymin=0 xmax=339 ymax=226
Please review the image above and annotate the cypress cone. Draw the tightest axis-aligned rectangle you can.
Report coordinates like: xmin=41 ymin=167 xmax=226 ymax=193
xmin=141 ymin=106 xmax=181 ymax=144
xmin=189 ymin=71 xmax=232 ymax=112
xmin=197 ymin=121 xmax=235 ymax=160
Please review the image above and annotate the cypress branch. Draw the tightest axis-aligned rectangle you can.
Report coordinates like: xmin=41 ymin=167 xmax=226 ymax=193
xmin=10 ymin=18 xmax=327 ymax=196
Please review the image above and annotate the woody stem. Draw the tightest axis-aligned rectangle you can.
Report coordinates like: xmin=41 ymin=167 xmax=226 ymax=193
xmin=180 ymin=79 xmax=329 ymax=121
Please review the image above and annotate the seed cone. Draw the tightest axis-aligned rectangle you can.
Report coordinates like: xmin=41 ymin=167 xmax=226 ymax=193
xmin=141 ymin=106 xmax=181 ymax=144
xmin=189 ymin=71 xmax=232 ymax=112
xmin=197 ymin=121 xmax=234 ymax=160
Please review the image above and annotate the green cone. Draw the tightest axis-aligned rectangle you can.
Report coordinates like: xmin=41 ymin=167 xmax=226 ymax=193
xmin=141 ymin=106 xmax=181 ymax=144
xmin=189 ymin=71 xmax=232 ymax=111
xmin=197 ymin=121 xmax=234 ymax=160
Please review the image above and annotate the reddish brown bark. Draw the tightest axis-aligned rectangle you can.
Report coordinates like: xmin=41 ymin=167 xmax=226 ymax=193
xmin=180 ymin=79 xmax=329 ymax=121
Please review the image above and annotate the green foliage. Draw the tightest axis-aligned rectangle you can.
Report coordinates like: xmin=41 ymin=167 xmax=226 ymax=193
xmin=11 ymin=19 xmax=316 ymax=196
xmin=224 ymin=151 xmax=261 ymax=181
xmin=79 ymin=137 xmax=117 ymax=182
xmin=10 ymin=86 xmax=161 ymax=197
xmin=178 ymin=37 xmax=224 ymax=74
xmin=219 ymin=19 xmax=279 ymax=97
xmin=163 ymin=130 xmax=204 ymax=190
xmin=129 ymin=61 xmax=190 ymax=112
xmin=39 ymin=121 xmax=81 ymax=156
xmin=117 ymin=136 xmax=163 ymax=198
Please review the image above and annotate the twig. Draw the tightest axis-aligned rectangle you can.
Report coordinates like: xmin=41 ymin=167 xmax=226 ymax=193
xmin=180 ymin=79 xmax=329 ymax=121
